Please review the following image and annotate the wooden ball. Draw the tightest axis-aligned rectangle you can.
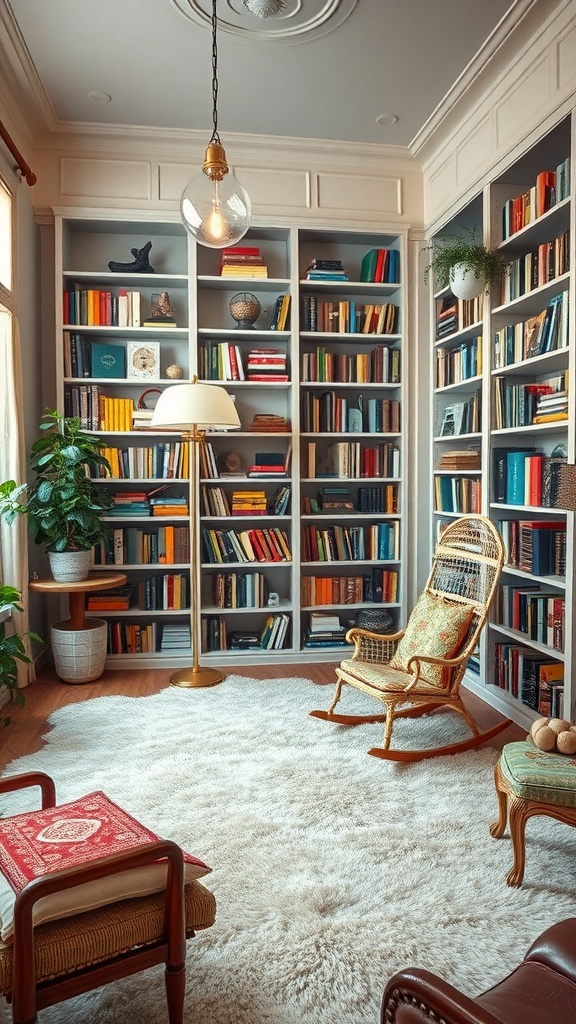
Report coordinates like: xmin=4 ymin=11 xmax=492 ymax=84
xmin=557 ymin=731 xmax=576 ymax=755
xmin=532 ymin=724 xmax=557 ymax=751
xmin=549 ymin=718 xmax=571 ymax=735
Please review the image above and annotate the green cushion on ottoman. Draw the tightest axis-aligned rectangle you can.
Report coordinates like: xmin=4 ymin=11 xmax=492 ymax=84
xmin=500 ymin=740 xmax=576 ymax=808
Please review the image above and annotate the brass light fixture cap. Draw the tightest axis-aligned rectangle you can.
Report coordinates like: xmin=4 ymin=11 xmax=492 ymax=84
xmin=202 ymin=141 xmax=229 ymax=181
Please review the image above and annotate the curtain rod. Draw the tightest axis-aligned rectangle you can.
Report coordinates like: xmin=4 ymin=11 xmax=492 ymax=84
xmin=0 ymin=121 xmax=37 ymax=186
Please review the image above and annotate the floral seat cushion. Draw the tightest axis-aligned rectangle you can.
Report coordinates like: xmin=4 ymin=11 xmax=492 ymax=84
xmin=500 ymin=740 xmax=576 ymax=808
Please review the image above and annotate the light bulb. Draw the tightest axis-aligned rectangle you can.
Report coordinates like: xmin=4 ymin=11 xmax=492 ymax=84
xmin=180 ymin=159 xmax=251 ymax=249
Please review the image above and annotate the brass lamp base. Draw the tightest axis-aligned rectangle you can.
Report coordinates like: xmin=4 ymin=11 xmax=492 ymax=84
xmin=170 ymin=665 xmax=225 ymax=688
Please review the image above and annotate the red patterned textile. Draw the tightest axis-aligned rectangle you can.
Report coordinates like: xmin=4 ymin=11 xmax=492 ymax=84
xmin=0 ymin=791 xmax=209 ymax=893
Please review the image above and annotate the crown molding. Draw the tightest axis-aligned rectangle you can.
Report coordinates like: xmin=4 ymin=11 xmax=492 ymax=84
xmin=409 ymin=0 xmax=566 ymax=159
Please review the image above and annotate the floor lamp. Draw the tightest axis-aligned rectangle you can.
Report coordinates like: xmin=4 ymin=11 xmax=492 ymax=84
xmin=151 ymin=378 xmax=240 ymax=687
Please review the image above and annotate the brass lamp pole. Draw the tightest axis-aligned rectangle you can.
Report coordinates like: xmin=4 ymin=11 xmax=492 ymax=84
xmin=151 ymin=378 xmax=240 ymax=687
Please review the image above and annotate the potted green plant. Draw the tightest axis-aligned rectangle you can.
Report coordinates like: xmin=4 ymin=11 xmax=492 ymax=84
xmin=0 ymin=583 xmax=41 ymax=725
xmin=423 ymin=227 xmax=509 ymax=298
xmin=0 ymin=410 xmax=113 ymax=583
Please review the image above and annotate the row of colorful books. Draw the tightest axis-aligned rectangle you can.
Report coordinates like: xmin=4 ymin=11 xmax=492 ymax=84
xmin=301 ymin=392 xmax=400 ymax=434
xmin=497 ymin=519 xmax=566 ymax=577
xmin=201 ymin=526 xmax=292 ymax=564
xmin=436 ymin=336 xmax=482 ymax=388
xmin=305 ymin=441 xmax=400 ymax=480
xmin=210 ymin=571 xmax=267 ymax=609
xmin=494 ymin=643 xmax=564 ymax=714
xmin=92 ymin=524 xmax=190 ymax=565
xmin=493 ymin=373 xmax=567 ymax=429
xmin=501 ymin=158 xmax=570 ymax=240
xmin=202 ymin=613 xmax=290 ymax=652
xmin=498 ymin=586 xmax=564 ymax=651
xmin=202 ymin=483 xmax=290 ymax=517
xmin=499 ymin=229 xmax=570 ymax=303
xmin=493 ymin=292 xmax=569 ymax=368
xmin=433 ymin=476 xmax=482 ymax=515
xmin=100 ymin=443 xmax=189 ymax=481
xmin=301 ymin=345 xmax=400 ymax=385
xmin=301 ymin=523 xmax=400 ymax=564
xmin=492 ymin=447 xmax=566 ymax=507
xmin=198 ymin=342 xmax=288 ymax=382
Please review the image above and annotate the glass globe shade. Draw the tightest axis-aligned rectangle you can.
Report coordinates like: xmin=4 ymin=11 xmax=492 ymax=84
xmin=180 ymin=171 xmax=251 ymax=248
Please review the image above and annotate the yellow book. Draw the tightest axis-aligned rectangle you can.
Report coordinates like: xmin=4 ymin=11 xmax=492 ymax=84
xmin=165 ymin=525 xmax=175 ymax=564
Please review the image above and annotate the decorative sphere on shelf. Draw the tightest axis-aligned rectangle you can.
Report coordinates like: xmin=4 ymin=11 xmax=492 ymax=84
xmin=166 ymin=364 xmax=184 ymax=379
xmin=229 ymin=292 xmax=261 ymax=330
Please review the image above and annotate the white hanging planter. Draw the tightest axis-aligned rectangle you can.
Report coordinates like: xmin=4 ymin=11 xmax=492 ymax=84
xmin=449 ymin=263 xmax=486 ymax=300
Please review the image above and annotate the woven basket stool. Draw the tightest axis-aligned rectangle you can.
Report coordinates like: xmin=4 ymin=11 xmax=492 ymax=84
xmin=489 ymin=739 xmax=576 ymax=886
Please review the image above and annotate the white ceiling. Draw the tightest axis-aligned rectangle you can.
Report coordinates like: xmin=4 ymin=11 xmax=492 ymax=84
xmin=5 ymin=0 xmax=520 ymax=149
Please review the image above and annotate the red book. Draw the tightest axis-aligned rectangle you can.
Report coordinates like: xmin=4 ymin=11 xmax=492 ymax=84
xmin=247 ymin=529 xmax=266 ymax=561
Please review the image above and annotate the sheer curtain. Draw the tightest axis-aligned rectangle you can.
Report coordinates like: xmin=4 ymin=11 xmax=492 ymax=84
xmin=0 ymin=307 xmax=34 ymax=685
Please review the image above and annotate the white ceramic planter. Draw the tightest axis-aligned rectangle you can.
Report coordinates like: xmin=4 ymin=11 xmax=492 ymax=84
xmin=449 ymin=263 xmax=486 ymax=300
xmin=48 ymin=549 xmax=91 ymax=583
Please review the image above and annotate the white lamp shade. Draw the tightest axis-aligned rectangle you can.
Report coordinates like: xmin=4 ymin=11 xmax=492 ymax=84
xmin=151 ymin=382 xmax=241 ymax=431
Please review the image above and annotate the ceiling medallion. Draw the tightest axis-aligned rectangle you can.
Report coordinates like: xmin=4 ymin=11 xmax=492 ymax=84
xmin=167 ymin=0 xmax=358 ymax=44
xmin=242 ymin=0 xmax=287 ymax=16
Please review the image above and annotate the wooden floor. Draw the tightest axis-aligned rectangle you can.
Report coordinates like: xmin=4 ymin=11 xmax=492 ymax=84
xmin=1 ymin=661 xmax=524 ymax=771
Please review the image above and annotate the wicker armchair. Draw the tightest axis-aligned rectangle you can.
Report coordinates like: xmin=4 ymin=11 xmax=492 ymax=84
xmin=311 ymin=515 xmax=508 ymax=762
xmin=0 ymin=772 xmax=216 ymax=1024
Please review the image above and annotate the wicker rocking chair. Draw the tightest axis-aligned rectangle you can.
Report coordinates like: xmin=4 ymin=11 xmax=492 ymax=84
xmin=310 ymin=515 xmax=509 ymax=762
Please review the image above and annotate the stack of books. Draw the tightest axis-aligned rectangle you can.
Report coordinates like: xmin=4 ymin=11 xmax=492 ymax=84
xmin=303 ymin=259 xmax=349 ymax=282
xmin=228 ymin=629 xmax=261 ymax=651
xmin=533 ymin=387 xmax=569 ymax=423
xmin=438 ymin=449 xmax=481 ymax=471
xmin=246 ymin=348 xmax=288 ymax=382
xmin=248 ymin=413 xmax=290 ymax=432
xmin=160 ymin=623 xmax=191 ymax=652
xmin=436 ymin=296 xmax=458 ymax=339
xmin=231 ymin=489 xmax=267 ymax=514
xmin=108 ymin=491 xmax=150 ymax=516
xmin=318 ymin=486 xmax=354 ymax=510
xmin=247 ymin=453 xmax=287 ymax=477
xmin=86 ymin=587 xmax=132 ymax=611
xmin=150 ymin=495 xmax=189 ymax=516
xmin=303 ymin=611 xmax=350 ymax=648
xmin=220 ymin=246 xmax=268 ymax=278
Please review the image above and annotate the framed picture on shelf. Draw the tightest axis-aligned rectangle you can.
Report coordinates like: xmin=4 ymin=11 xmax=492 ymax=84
xmin=127 ymin=341 xmax=160 ymax=379
xmin=439 ymin=404 xmax=463 ymax=437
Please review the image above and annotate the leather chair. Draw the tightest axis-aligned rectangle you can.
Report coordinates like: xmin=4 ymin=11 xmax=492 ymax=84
xmin=381 ymin=918 xmax=576 ymax=1024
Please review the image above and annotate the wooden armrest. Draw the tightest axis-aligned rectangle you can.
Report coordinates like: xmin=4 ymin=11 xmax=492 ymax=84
xmin=11 ymin=839 xmax=186 ymax=1020
xmin=383 ymin=968 xmax=503 ymax=1024
xmin=346 ymin=627 xmax=404 ymax=644
xmin=0 ymin=772 xmax=56 ymax=810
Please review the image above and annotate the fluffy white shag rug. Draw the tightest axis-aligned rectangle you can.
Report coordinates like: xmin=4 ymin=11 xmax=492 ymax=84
xmin=2 ymin=674 xmax=576 ymax=1024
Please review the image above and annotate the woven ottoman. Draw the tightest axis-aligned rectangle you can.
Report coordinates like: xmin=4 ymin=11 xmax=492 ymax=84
xmin=490 ymin=739 xmax=576 ymax=886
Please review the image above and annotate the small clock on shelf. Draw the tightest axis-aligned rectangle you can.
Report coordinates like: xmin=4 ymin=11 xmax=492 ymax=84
xmin=127 ymin=341 xmax=160 ymax=379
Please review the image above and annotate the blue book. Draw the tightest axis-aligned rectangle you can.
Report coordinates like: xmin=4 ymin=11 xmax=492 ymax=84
xmin=506 ymin=450 xmax=535 ymax=505
xmin=91 ymin=340 xmax=126 ymax=378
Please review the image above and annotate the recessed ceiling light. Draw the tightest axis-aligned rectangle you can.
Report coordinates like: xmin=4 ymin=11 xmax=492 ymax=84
xmin=88 ymin=91 xmax=112 ymax=104
xmin=376 ymin=113 xmax=399 ymax=126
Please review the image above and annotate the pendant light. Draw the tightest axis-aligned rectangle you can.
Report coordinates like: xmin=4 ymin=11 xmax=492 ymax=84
xmin=180 ymin=0 xmax=251 ymax=248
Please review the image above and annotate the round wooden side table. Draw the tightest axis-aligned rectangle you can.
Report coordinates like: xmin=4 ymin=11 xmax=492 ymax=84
xmin=30 ymin=572 xmax=127 ymax=683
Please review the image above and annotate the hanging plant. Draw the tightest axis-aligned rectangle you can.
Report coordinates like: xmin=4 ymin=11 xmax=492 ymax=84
xmin=423 ymin=227 xmax=509 ymax=294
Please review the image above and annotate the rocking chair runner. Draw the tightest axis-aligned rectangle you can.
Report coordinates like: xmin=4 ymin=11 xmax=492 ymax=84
xmin=311 ymin=515 xmax=510 ymax=762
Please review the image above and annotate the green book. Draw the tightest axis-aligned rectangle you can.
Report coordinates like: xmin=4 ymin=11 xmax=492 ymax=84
xmin=360 ymin=248 xmax=378 ymax=283
xmin=90 ymin=341 xmax=126 ymax=378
